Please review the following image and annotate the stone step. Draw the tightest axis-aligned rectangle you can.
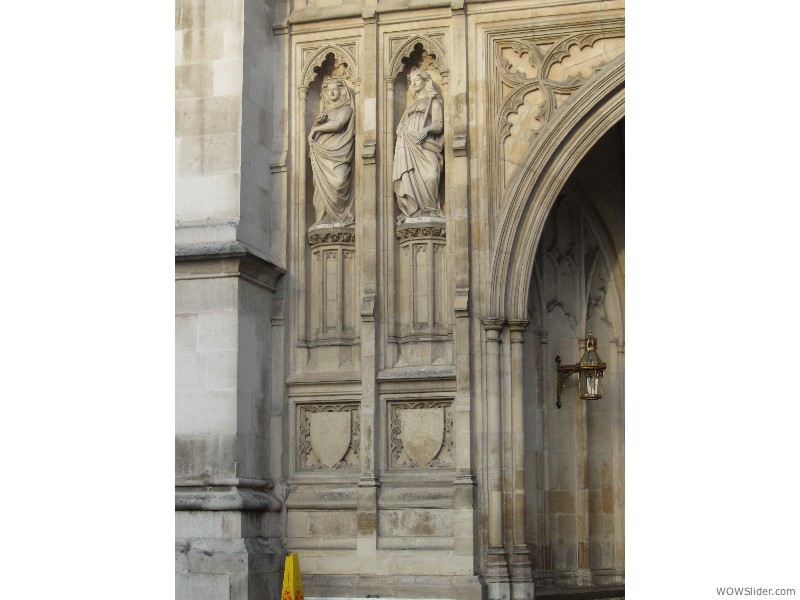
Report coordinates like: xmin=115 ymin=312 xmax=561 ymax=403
xmin=535 ymin=584 xmax=625 ymax=599
xmin=305 ymin=584 xmax=624 ymax=600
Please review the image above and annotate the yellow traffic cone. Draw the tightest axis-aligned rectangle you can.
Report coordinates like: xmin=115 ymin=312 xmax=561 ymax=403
xmin=281 ymin=552 xmax=304 ymax=600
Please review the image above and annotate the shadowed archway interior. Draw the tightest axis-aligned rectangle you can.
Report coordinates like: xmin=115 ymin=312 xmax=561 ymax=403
xmin=523 ymin=119 xmax=625 ymax=588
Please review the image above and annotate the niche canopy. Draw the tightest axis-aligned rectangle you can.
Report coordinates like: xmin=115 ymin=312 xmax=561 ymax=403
xmin=555 ymin=329 xmax=607 ymax=408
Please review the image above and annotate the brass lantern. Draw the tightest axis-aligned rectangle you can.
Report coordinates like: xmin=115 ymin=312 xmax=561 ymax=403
xmin=555 ymin=330 xmax=607 ymax=408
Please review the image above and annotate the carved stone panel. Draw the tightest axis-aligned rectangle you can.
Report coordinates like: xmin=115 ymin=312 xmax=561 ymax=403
xmin=487 ymin=24 xmax=625 ymax=217
xmin=388 ymin=400 xmax=454 ymax=469
xmin=298 ymin=403 xmax=360 ymax=471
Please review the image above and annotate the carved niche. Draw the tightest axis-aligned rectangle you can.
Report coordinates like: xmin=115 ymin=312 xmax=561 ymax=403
xmin=389 ymin=39 xmax=448 ymax=225
xmin=298 ymin=403 xmax=360 ymax=471
xmin=388 ymin=400 xmax=454 ymax=470
xmin=304 ymin=50 xmax=358 ymax=230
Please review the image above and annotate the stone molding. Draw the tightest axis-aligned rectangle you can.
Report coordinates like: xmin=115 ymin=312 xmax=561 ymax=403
xmin=175 ymin=484 xmax=283 ymax=512
xmin=395 ymin=222 xmax=447 ymax=242
xmin=377 ymin=365 xmax=456 ymax=381
xmin=175 ymin=242 xmax=285 ymax=292
xmin=307 ymin=227 xmax=356 ymax=247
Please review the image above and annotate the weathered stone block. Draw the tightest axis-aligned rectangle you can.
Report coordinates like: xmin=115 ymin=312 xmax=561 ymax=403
xmin=176 ymin=510 xmax=225 ymax=538
xmin=176 ymin=278 xmax=238 ymax=314
xmin=176 ymin=97 xmax=241 ymax=137
xmin=214 ymin=58 xmax=244 ymax=97
xmin=175 ymin=314 xmax=198 ymax=351
xmin=178 ymin=133 xmax=241 ymax=177
xmin=179 ymin=26 xmax=225 ymax=64
xmin=176 ymin=351 xmax=206 ymax=390
xmin=175 ymin=572 xmax=229 ymax=600
xmin=176 ymin=389 xmax=237 ymax=434
xmin=197 ymin=311 xmax=238 ymax=350
xmin=188 ymin=546 xmax=249 ymax=574
xmin=176 ymin=63 xmax=214 ymax=100
xmin=379 ymin=508 xmax=454 ymax=537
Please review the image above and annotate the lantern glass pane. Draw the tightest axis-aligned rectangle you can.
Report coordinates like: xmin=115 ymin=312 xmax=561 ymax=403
xmin=580 ymin=369 xmax=602 ymax=399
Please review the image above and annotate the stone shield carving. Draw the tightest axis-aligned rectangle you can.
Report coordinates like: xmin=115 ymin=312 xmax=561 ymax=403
xmin=309 ymin=412 xmax=351 ymax=468
xmin=400 ymin=407 xmax=444 ymax=466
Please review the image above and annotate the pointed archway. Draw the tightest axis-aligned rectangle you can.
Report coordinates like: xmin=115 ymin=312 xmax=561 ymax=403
xmin=480 ymin=55 xmax=624 ymax=600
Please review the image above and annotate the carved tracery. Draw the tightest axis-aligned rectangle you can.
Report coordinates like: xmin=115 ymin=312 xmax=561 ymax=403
xmin=490 ymin=27 xmax=625 ymax=215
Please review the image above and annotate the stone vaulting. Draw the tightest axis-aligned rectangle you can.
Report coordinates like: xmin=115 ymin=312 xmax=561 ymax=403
xmin=175 ymin=0 xmax=625 ymax=598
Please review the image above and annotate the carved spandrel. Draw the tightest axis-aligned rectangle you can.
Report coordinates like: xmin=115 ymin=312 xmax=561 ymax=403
xmin=490 ymin=29 xmax=625 ymax=195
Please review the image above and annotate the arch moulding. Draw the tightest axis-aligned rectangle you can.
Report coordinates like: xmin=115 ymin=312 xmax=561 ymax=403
xmin=488 ymin=54 xmax=625 ymax=322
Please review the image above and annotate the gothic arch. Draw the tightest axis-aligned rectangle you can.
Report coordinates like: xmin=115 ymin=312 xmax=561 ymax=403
xmin=301 ymin=45 xmax=358 ymax=88
xmin=389 ymin=35 xmax=447 ymax=78
xmin=488 ymin=54 xmax=624 ymax=322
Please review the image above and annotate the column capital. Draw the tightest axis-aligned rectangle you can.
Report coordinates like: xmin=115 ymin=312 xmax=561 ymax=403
xmin=508 ymin=319 xmax=528 ymax=343
xmin=481 ymin=317 xmax=505 ymax=332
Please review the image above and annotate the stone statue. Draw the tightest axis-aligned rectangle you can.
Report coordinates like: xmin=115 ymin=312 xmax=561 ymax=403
xmin=308 ymin=76 xmax=356 ymax=227
xmin=393 ymin=68 xmax=444 ymax=222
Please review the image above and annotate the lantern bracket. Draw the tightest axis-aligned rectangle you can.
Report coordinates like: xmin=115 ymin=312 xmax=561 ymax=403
xmin=555 ymin=355 xmax=580 ymax=409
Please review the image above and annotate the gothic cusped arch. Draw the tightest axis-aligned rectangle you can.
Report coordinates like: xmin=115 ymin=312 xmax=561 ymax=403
xmin=301 ymin=45 xmax=358 ymax=88
xmin=389 ymin=35 xmax=447 ymax=78
xmin=488 ymin=54 xmax=624 ymax=322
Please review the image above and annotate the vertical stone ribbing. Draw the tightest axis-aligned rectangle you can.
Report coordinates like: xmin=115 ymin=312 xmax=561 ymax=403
xmin=508 ymin=320 xmax=533 ymax=599
xmin=358 ymin=7 xmax=380 ymax=558
xmin=483 ymin=319 xmax=510 ymax=600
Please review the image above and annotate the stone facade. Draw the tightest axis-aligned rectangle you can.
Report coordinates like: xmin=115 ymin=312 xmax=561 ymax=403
xmin=176 ymin=0 xmax=624 ymax=598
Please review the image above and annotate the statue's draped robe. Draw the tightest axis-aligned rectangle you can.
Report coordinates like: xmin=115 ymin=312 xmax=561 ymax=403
xmin=393 ymin=95 xmax=444 ymax=219
xmin=309 ymin=102 xmax=355 ymax=225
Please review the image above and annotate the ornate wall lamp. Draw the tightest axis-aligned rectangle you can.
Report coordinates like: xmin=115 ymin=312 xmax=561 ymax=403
xmin=555 ymin=330 xmax=607 ymax=408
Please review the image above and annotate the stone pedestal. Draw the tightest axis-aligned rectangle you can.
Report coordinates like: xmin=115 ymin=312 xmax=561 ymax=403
xmin=307 ymin=225 xmax=358 ymax=370
xmin=395 ymin=219 xmax=449 ymax=367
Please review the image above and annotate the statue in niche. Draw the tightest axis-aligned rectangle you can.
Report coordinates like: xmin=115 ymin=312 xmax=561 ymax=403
xmin=308 ymin=76 xmax=356 ymax=227
xmin=393 ymin=68 xmax=444 ymax=223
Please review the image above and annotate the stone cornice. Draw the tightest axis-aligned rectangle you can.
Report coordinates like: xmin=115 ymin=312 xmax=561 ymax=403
xmin=175 ymin=483 xmax=283 ymax=513
xmin=175 ymin=242 xmax=285 ymax=292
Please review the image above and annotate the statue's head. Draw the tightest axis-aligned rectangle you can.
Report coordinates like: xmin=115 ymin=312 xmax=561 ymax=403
xmin=321 ymin=77 xmax=351 ymax=109
xmin=407 ymin=68 xmax=438 ymax=99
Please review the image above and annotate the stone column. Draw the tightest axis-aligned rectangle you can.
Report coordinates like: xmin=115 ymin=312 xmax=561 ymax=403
xmin=611 ymin=340 xmax=625 ymax=577
xmin=295 ymin=85 xmax=310 ymax=367
xmin=508 ymin=320 xmax=534 ymax=600
xmin=574 ymin=337 xmax=592 ymax=585
xmin=482 ymin=319 xmax=510 ymax=600
xmin=383 ymin=77 xmax=399 ymax=365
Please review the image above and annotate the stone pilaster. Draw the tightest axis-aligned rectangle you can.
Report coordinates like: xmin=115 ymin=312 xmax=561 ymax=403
xmin=176 ymin=247 xmax=285 ymax=600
